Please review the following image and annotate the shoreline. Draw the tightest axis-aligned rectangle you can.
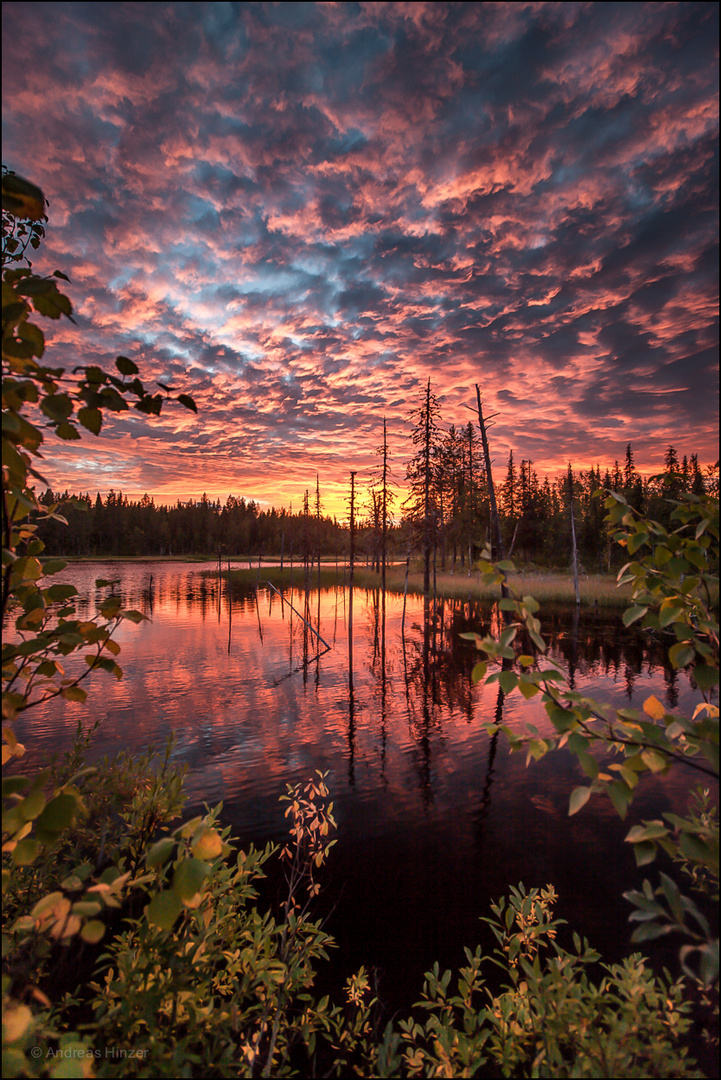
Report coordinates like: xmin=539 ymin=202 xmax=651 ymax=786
xmin=48 ymin=557 xmax=720 ymax=609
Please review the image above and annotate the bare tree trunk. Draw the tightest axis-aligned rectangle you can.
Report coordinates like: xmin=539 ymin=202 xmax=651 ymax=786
xmin=568 ymin=466 xmax=581 ymax=605
xmin=475 ymin=386 xmax=504 ymax=561
xmin=401 ymin=536 xmax=411 ymax=636
xmin=507 ymin=519 xmax=521 ymax=558
xmin=475 ymin=386 xmax=508 ymax=602
xmin=348 ymin=472 xmax=356 ymax=686
xmin=316 ymin=474 xmax=321 ymax=593
xmin=303 ymin=490 xmax=310 ymax=591
xmin=381 ymin=417 xmax=388 ymax=602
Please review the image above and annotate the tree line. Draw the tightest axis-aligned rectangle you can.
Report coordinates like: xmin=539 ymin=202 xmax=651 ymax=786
xmin=35 ymin=425 xmax=717 ymax=572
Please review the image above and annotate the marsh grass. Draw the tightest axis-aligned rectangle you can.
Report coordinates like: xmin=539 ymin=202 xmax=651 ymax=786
xmin=220 ymin=563 xmax=635 ymax=607
xmin=356 ymin=567 xmax=634 ymax=606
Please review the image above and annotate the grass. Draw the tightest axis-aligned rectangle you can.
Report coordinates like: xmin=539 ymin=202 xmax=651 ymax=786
xmin=356 ymin=567 xmax=633 ymax=606
xmin=216 ymin=562 xmax=634 ymax=607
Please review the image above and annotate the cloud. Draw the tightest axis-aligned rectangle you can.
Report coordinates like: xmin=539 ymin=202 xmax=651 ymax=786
xmin=2 ymin=1 xmax=718 ymax=510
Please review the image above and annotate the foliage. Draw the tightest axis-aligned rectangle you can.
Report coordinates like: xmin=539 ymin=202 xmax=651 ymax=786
xmin=2 ymin=741 xmax=186 ymax=1076
xmin=464 ymin=485 xmax=719 ymax=990
xmin=4 ymin=753 xmax=703 ymax=1079
xmin=3 ymin=759 xmax=344 ymax=1078
xmin=2 ymin=168 xmax=46 ymax=267
xmin=2 ymin=169 xmax=196 ymax=1073
xmin=377 ymin=884 xmax=695 ymax=1078
xmin=85 ymin=776 xmax=340 ymax=1078
xmin=2 ymin=170 xmax=197 ymax=732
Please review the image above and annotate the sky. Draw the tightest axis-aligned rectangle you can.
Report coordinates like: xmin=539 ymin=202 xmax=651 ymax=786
xmin=2 ymin=1 xmax=719 ymax=516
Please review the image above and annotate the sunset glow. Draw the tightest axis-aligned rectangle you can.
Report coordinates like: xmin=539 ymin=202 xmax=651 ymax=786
xmin=2 ymin=1 xmax=718 ymax=517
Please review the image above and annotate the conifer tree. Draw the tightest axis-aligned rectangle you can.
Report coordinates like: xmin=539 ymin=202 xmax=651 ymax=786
xmin=405 ymin=379 xmax=442 ymax=598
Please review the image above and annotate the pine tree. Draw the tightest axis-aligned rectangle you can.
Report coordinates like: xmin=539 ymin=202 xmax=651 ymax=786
xmin=405 ymin=379 xmax=442 ymax=598
xmin=502 ymin=451 xmax=518 ymax=525
xmin=623 ymin=444 xmax=635 ymax=488
xmin=691 ymin=454 xmax=706 ymax=496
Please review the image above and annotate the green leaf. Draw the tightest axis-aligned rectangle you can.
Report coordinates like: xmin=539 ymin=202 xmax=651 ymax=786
xmin=569 ymin=786 xmax=592 ymax=815
xmin=41 ymin=558 xmax=68 ymax=575
xmin=135 ymin=393 xmax=163 ymax=415
xmin=35 ymin=792 xmax=79 ymax=834
xmin=658 ymin=604 xmax=685 ymax=628
xmin=630 ymin=922 xmax=671 ymax=943
xmin=45 ymin=583 xmax=77 ymax=602
xmin=659 ymin=872 xmax=685 ymax=925
xmin=12 ymin=838 xmax=40 ymax=866
xmin=2 ymin=173 xmax=45 ymax=219
xmin=70 ymin=900 xmax=101 ymax=917
xmin=2 ymin=776 xmax=29 ymax=796
xmin=30 ymin=891 xmax=65 ymax=918
xmin=77 ymin=407 xmax=102 ymax=434
xmin=18 ymin=788 xmax=46 ymax=821
xmin=678 ymin=832 xmax=710 ymax=864
xmin=640 ymin=749 xmax=668 ymax=773
xmin=147 ymin=837 xmax=176 ymax=869
xmin=623 ymin=605 xmax=648 ymax=627
xmin=498 ymin=670 xmax=518 ymax=695
xmin=626 ymin=531 xmax=649 ymax=554
xmin=39 ymin=393 xmax=73 ymax=422
xmin=121 ymin=609 xmax=147 ymax=624
xmin=172 ymin=857 xmax=210 ymax=901
xmin=576 ymin=751 xmax=599 ymax=780
xmin=653 ymin=545 xmax=673 ymax=567
xmin=626 ymin=822 xmax=669 ymax=843
xmin=471 ymin=661 xmax=487 ymax=685
xmin=115 ymin=355 xmax=139 ymax=375
xmin=80 ymin=919 xmax=105 ymax=944
xmin=693 ymin=664 xmax=719 ymax=691
xmin=61 ymin=686 xmax=87 ymax=703
xmin=631 ymin=840 xmax=658 ymax=867
xmin=668 ymin=642 xmax=695 ymax=669
xmin=145 ymin=890 xmax=182 ymax=930
xmin=55 ymin=422 xmax=81 ymax=441
xmin=607 ymin=781 xmax=631 ymax=820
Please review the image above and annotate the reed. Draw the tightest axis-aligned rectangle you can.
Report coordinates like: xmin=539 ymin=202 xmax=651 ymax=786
xmin=218 ymin=566 xmax=346 ymax=592
xmin=354 ymin=568 xmax=634 ymax=606
xmin=219 ymin=564 xmax=639 ymax=607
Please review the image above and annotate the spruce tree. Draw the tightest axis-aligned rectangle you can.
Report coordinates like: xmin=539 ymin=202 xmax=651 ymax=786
xmin=405 ymin=379 xmax=442 ymax=598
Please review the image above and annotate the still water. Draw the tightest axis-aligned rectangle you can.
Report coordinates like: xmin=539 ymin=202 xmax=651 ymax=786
xmin=12 ymin=560 xmax=711 ymax=1012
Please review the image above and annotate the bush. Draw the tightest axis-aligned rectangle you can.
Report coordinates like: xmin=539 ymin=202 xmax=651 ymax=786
xmin=464 ymin=485 xmax=718 ymax=987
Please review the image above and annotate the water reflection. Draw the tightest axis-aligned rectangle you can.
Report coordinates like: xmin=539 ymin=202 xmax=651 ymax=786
xmin=11 ymin=561 xmax=713 ymax=1012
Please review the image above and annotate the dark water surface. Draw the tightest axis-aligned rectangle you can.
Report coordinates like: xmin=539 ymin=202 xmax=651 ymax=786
xmin=12 ymin=560 xmax=713 ymax=1013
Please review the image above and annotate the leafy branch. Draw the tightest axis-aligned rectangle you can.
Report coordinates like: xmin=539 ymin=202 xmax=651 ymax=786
xmin=463 ymin=484 xmax=718 ymax=984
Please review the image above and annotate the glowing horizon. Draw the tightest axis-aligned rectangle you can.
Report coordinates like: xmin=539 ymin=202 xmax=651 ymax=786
xmin=3 ymin=2 xmax=718 ymax=520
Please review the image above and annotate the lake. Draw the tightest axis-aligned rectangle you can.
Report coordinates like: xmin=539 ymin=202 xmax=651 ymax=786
xmin=11 ymin=559 xmax=711 ymax=1014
